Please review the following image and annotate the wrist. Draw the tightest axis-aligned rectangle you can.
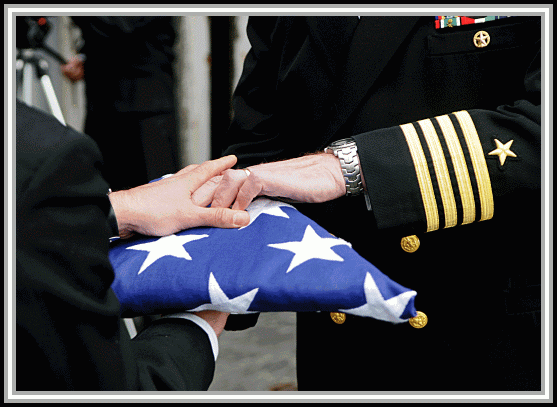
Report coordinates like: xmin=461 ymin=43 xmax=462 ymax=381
xmin=319 ymin=151 xmax=347 ymax=196
xmin=107 ymin=195 xmax=120 ymax=237
xmin=324 ymin=138 xmax=364 ymax=196
xmin=107 ymin=190 xmax=135 ymax=239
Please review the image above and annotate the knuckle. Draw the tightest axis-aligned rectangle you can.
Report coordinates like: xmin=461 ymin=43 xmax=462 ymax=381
xmin=222 ymin=169 xmax=244 ymax=183
xmin=221 ymin=169 xmax=235 ymax=182
xmin=211 ymin=207 xmax=231 ymax=225
xmin=210 ymin=175 xmax=223 ymax=185
xmin=204 ymin=175 xmax=223 ymax=191
xmin=233 ymin=169 xmax=248 ymax=181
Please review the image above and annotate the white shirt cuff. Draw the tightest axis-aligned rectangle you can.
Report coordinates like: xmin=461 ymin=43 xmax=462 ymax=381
xmin=161 ymin=313 xmax=219 ymax=361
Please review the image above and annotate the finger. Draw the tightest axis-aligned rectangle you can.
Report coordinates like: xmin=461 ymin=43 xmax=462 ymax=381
xmin=192 ymin=175 xmax=222 ymax=207
xmin=185 ymin=155 xmax=238 ymax=192
xmin=194 ymin=206 xmax=250 ymax=229
xmin=211 ymin=169 xmax=249 ymax=208
xmin=232 ymin=177 xmax=262 ymax=211
xmin=174 ymin=163 xmax=200 ymax=176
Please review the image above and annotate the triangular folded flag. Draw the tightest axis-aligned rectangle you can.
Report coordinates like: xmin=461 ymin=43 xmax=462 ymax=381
xmin=109 ymin=198 xmax=418 ymax=323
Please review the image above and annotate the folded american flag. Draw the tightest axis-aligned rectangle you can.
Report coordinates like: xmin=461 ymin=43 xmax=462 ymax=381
xmin=109 ymin=198 xmax=418 ymax=323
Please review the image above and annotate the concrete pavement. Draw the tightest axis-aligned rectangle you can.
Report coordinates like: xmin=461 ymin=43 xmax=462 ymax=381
xmin=208 ymin=312 xmax=298 ymax=391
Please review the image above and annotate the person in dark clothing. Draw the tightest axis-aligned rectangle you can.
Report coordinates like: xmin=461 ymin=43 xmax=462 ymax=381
xmin=61 ymin=17 xmax=179 ymax=190
xmin=16 ymin=100 xmax=250 ymax=390
xmin=208 ymin=16 xmax=542 ymax=391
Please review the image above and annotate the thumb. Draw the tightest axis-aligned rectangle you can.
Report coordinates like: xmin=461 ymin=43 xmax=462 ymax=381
xmin=196 ymin=206 xmax=250 ymax=229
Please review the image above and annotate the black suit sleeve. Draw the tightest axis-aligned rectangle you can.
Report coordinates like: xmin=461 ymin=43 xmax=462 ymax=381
xmin=16 ymin=102 xmax=214 ymax=390
xmin=224 ymin=17 xmax=284 ymax=167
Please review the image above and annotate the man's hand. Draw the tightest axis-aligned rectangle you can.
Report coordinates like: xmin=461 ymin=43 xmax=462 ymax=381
xmin=192 ymin=311 xmax=230 ymax=338
xmin=108 ymin=155 xmax=250 ymax=238
xmin=60 ymin=55 xmax=85 ymax=82
xmin=207 ymin=152 xmax=347 ymax=211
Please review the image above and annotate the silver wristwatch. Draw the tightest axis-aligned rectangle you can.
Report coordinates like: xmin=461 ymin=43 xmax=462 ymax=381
xmin=324 ymin=138 xmax=364 ymax=196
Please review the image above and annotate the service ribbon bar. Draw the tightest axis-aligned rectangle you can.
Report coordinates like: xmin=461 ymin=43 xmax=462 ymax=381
xmin=435 ymin=16 xmax=510 ymax=29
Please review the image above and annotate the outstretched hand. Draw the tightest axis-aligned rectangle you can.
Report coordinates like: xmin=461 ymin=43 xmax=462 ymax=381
xmin=198 ymin=152 xmax=347 ymax=211
xmin=108 ymin=155 xmax=251 ymax=239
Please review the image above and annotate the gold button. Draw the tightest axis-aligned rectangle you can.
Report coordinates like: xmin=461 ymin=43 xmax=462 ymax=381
xmin=330 ymin=312 xmax=346 ymax=324
xmin=401 ymin=235 xmax=420 ymax=253
xmin=409 ymin=311 xmax=428 ymax=328
xmin=473 ymin=30 xmax=490 ymax=48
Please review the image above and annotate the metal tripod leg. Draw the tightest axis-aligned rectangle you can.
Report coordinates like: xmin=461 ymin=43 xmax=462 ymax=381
xmin=37 ymin=63 xmax=66 ymax=126
xmin=16 ymin=49 xmax=66 ymax=126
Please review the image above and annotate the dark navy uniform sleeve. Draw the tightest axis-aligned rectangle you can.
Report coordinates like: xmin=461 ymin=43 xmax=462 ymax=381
xmin=354 ymin=43 xmax=541 ymax=235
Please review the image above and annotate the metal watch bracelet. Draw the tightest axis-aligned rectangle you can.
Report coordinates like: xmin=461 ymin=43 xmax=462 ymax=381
xmin=325 ymin=138 xmax=364 ymax=196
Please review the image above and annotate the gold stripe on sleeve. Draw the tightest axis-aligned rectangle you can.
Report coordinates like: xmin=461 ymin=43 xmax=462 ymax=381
xmin=400 ymin=123 xmax=439 ymax=232
xmin=436 ymin=115 xmax=476 ymax=225
xmin=417 ymin=119 xmax=457 ymax=229
xmin=453 ymin=111 xmax=494 ymax=221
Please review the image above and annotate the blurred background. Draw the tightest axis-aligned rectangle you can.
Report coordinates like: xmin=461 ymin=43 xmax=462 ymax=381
xmin=15 ymin=15 xmax=298 ymax=392
xmin=16 ymin=16 xmax=251 ymax=169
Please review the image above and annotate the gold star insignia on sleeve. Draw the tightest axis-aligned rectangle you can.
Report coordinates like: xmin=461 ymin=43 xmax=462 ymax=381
xmin=488 ymin=139 xmax=517 ymax=166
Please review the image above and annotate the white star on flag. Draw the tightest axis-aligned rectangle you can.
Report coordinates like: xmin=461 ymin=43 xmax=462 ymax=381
xmin=339 ymin=272 xmax=417 ymax=323
xmin=188 ymin=272 xmax=259 ymax=313
xmin=268 ymin=225 xmax=352 ymax=273
xmin=126 ymin=234 xmax=208 ymax=274
xmin=241 ymin=198 xmax=292 ymax=229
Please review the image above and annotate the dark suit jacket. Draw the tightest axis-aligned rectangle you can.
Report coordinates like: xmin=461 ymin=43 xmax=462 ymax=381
xmin=16 ymin=101 xmax=214 ymax=391
xmin=224 ymin=16 xmax=542 ymax=391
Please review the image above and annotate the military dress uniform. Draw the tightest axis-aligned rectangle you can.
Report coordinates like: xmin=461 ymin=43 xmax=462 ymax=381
xmin=223 ymin=16 xmax=542 ymax=391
